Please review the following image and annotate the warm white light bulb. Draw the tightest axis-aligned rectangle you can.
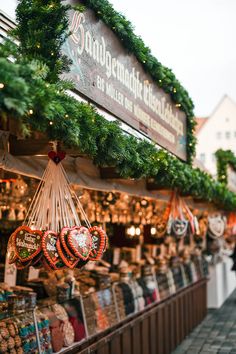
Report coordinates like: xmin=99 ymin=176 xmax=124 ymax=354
xmin=151 ymin=227 xmax=156 ymax=235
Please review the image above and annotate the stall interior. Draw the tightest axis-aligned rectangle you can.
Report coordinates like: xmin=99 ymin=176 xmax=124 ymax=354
xmin=0 ymin=169 xmax=234 ymax=354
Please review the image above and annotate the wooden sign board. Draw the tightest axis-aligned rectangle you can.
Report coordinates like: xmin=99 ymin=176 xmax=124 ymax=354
xmin=63 ymin=5 xmax=187 ymax=160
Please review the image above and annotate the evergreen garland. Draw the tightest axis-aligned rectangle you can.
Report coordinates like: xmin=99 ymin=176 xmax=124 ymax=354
xmin=12 ymin=0 xmax=71 ymax=83
xmin=81 ymin=0 xmax=196 ymax=163
xmin=215 ymin=149 xmax=236 ymax=184
xmin=0 ymin=0 xmax=236 ymax=210
xmin=11 ymin=0 xmax=196 ymax=162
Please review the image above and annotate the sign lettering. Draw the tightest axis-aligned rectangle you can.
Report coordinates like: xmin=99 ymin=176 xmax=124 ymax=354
xmin=63 ymin=7 xmax=187 ymax=160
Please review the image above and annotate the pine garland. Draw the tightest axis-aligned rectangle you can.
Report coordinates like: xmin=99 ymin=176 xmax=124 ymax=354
xmin=11 ymin=0 xmax=196 ymax=162
xmin=0 ymin=0 xmax=236 ymax=210
xmin=215 ymin=149 xmax=236 ymax=184
xmin=81 ymin=0 xmax=196 ymax=163
xmin=12 ymin=0 xmax=71 ymax=83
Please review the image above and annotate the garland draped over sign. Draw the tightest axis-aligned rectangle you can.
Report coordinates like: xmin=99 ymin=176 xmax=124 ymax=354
xmin=0 ymin=0 xmax=236 ymax=211
xmin=12 ymin=0 xmax=196 ymax=163
xmin=81 ymin=0 xmax=196 ymax=163
xmin=215 ymin=149 xmax=236 ymax=184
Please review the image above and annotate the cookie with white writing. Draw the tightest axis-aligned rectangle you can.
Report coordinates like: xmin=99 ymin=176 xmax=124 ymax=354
xmin=67 ymin=226 xmax=92 ymax=260
xmin=42 ymin=231 xmax=66 ymax=270
xmin=88 ymin=226 xmax=106 ymax=261
xmin=56 ymin=237 xmax=79 ymax=269
xmin=13 ymin=226 xmax=42 ymax=262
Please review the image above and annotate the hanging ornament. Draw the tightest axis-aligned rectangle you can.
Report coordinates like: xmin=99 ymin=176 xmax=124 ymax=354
xmin=7 ymin=148 xmax=107 ymax=270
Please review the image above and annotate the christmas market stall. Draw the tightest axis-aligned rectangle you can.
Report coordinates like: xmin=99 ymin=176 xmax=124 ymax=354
xmin=0 ymin=1 xmax=236 ymax=354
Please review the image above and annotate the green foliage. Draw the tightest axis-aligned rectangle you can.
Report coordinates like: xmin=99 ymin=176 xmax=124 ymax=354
xmin=12 ymin=0 xmax=71 ymax=83
xmin=82 ymin=0 xmax=196 ymax=163
xmin=215 ymin=149 xmax=236 ymax=184
xmin=0 ymin=1 xmax=236 ymax=210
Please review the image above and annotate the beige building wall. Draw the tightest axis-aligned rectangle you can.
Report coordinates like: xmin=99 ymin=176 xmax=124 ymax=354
xmin=196 ymin=95 xmax=236 ymax=176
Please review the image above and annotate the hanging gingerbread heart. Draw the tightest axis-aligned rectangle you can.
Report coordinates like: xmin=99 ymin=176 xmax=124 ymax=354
xmin=88 ymin=226 xmax=106 ymax=261
xmin=67 ymin=226 xmax=92 ymax=260
xmin=56 ymin=237 xmax=79 ymax=269
xmin=59 ymin=227 xmax=77 ymax=259
xmin=42 ymin=231 xmax=65 ymax=270
xmin=7 ymin=234 xmax=18 ymax=265
xmin=12 ymin=226 xmax=42 ymax=262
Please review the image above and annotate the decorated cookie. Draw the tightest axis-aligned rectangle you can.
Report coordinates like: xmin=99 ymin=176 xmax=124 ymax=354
xmin=12 ymin=226 xmax=42 ymax=262
xmin=42 ymin=231 xmax=65 ymax=270
xmin=56 ymin=238 xmax=79 ymax=269
xmin=7 ymin=234 xmax=18 ymax=265
xmin=67 ymin=226 xmax=92 ymax=260
xmin=59 ymin=227 xmax=79 ymax=258
xmin=88 ymin=226 xmax=106 ymax=261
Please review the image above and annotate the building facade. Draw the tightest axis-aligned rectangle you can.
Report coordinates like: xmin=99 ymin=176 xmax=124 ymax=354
xmin=196 ymin=95 xmax=236 ymax=176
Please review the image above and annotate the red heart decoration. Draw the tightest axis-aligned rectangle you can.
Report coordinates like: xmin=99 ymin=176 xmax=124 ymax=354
xmin=7 ymin=234 xmax=18 ymax=265
xmin=56 ymin=237 xmax=79 ymax=269
xmin=48 ymin=151 xmax=66 ymax=164
xmin=88 ymin=226 xmax=107 ymax=261
xmin=42 ymin=231 xmax=65 ymax=270
xmin=59 ymin=227 xmax=77 ymax=259
xmin=67 ymin=226 xmax=92 ymax=260
xmin=13 ymin=226 xmax=42 ymax=262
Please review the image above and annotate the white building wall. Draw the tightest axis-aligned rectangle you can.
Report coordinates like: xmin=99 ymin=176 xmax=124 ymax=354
xmin=1 ymin=0 xmax=17 ymax=19
xmin=196 ymin=95 xmax=236 ymax=176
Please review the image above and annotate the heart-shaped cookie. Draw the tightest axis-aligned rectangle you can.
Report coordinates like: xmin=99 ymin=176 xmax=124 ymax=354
xmin=7 ymin=234 xmax=18 ymax=265
xmin=88 ymin=226 xmax=106 ymax=261
xmin=48 ymin=151 xmax=66 ymax=164
xmin=42 ymin=231 xmax=65 ymax=270
xmin=67 ymin=226 xmax=92 ymax=260
xmin=13 ymin=226 xmax=42 ymax=262
xmin=59 ymin=227 xmax=77 ymax=259
xmin=56 ymin=238 xmax=79 ymax=269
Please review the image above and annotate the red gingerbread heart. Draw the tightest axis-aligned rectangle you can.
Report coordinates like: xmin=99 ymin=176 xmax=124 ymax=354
xmin=7 ymin=234 xmax=18 ymax=265
xmin=42 ymin=231 xmax=65 ymax=270
xmin=56 ymin=237 xmax=79 ymax=269
xmin=67 ymin=226 xmax=92 ymax=260
xmin=88 ymin=226 xmax=107 ymax=261
xmin=59 ymin=227 xmax=77 ymax=259
xmin=13 ymin=226 xmax=42 ymax=262
xmin=48 ymin=151 xmax=66 ymax=164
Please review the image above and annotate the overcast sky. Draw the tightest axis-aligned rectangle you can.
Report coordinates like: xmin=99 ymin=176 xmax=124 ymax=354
xmin=110 ymin=0 xmax=236 ymax=117
xmin=2 ymin=0 xmax=236 ymax=117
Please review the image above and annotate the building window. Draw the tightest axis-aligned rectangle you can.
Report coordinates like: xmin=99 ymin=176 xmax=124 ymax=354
xmin=216 ymin=132 xmax=221 ymax=139
xmin=200 ymin=153 xmax=206 ymax=163
xmin=234 ymin=131 xmax=236 ymax=138
xmin=226 ymin=131 xmax=231 ymax=139
xmin=226 ymin=117 xmax=229 ymax=122
xmin=212 ymin=154 xmax=216 ymax=162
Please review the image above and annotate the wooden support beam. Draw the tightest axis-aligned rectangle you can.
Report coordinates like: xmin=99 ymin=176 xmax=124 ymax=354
xmin=100 ymin=167 xmax=122 ymax=179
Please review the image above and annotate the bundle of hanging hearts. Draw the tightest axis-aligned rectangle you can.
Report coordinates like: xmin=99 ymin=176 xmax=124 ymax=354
xmin=7 ymin=150 xmax=108 ymax=270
